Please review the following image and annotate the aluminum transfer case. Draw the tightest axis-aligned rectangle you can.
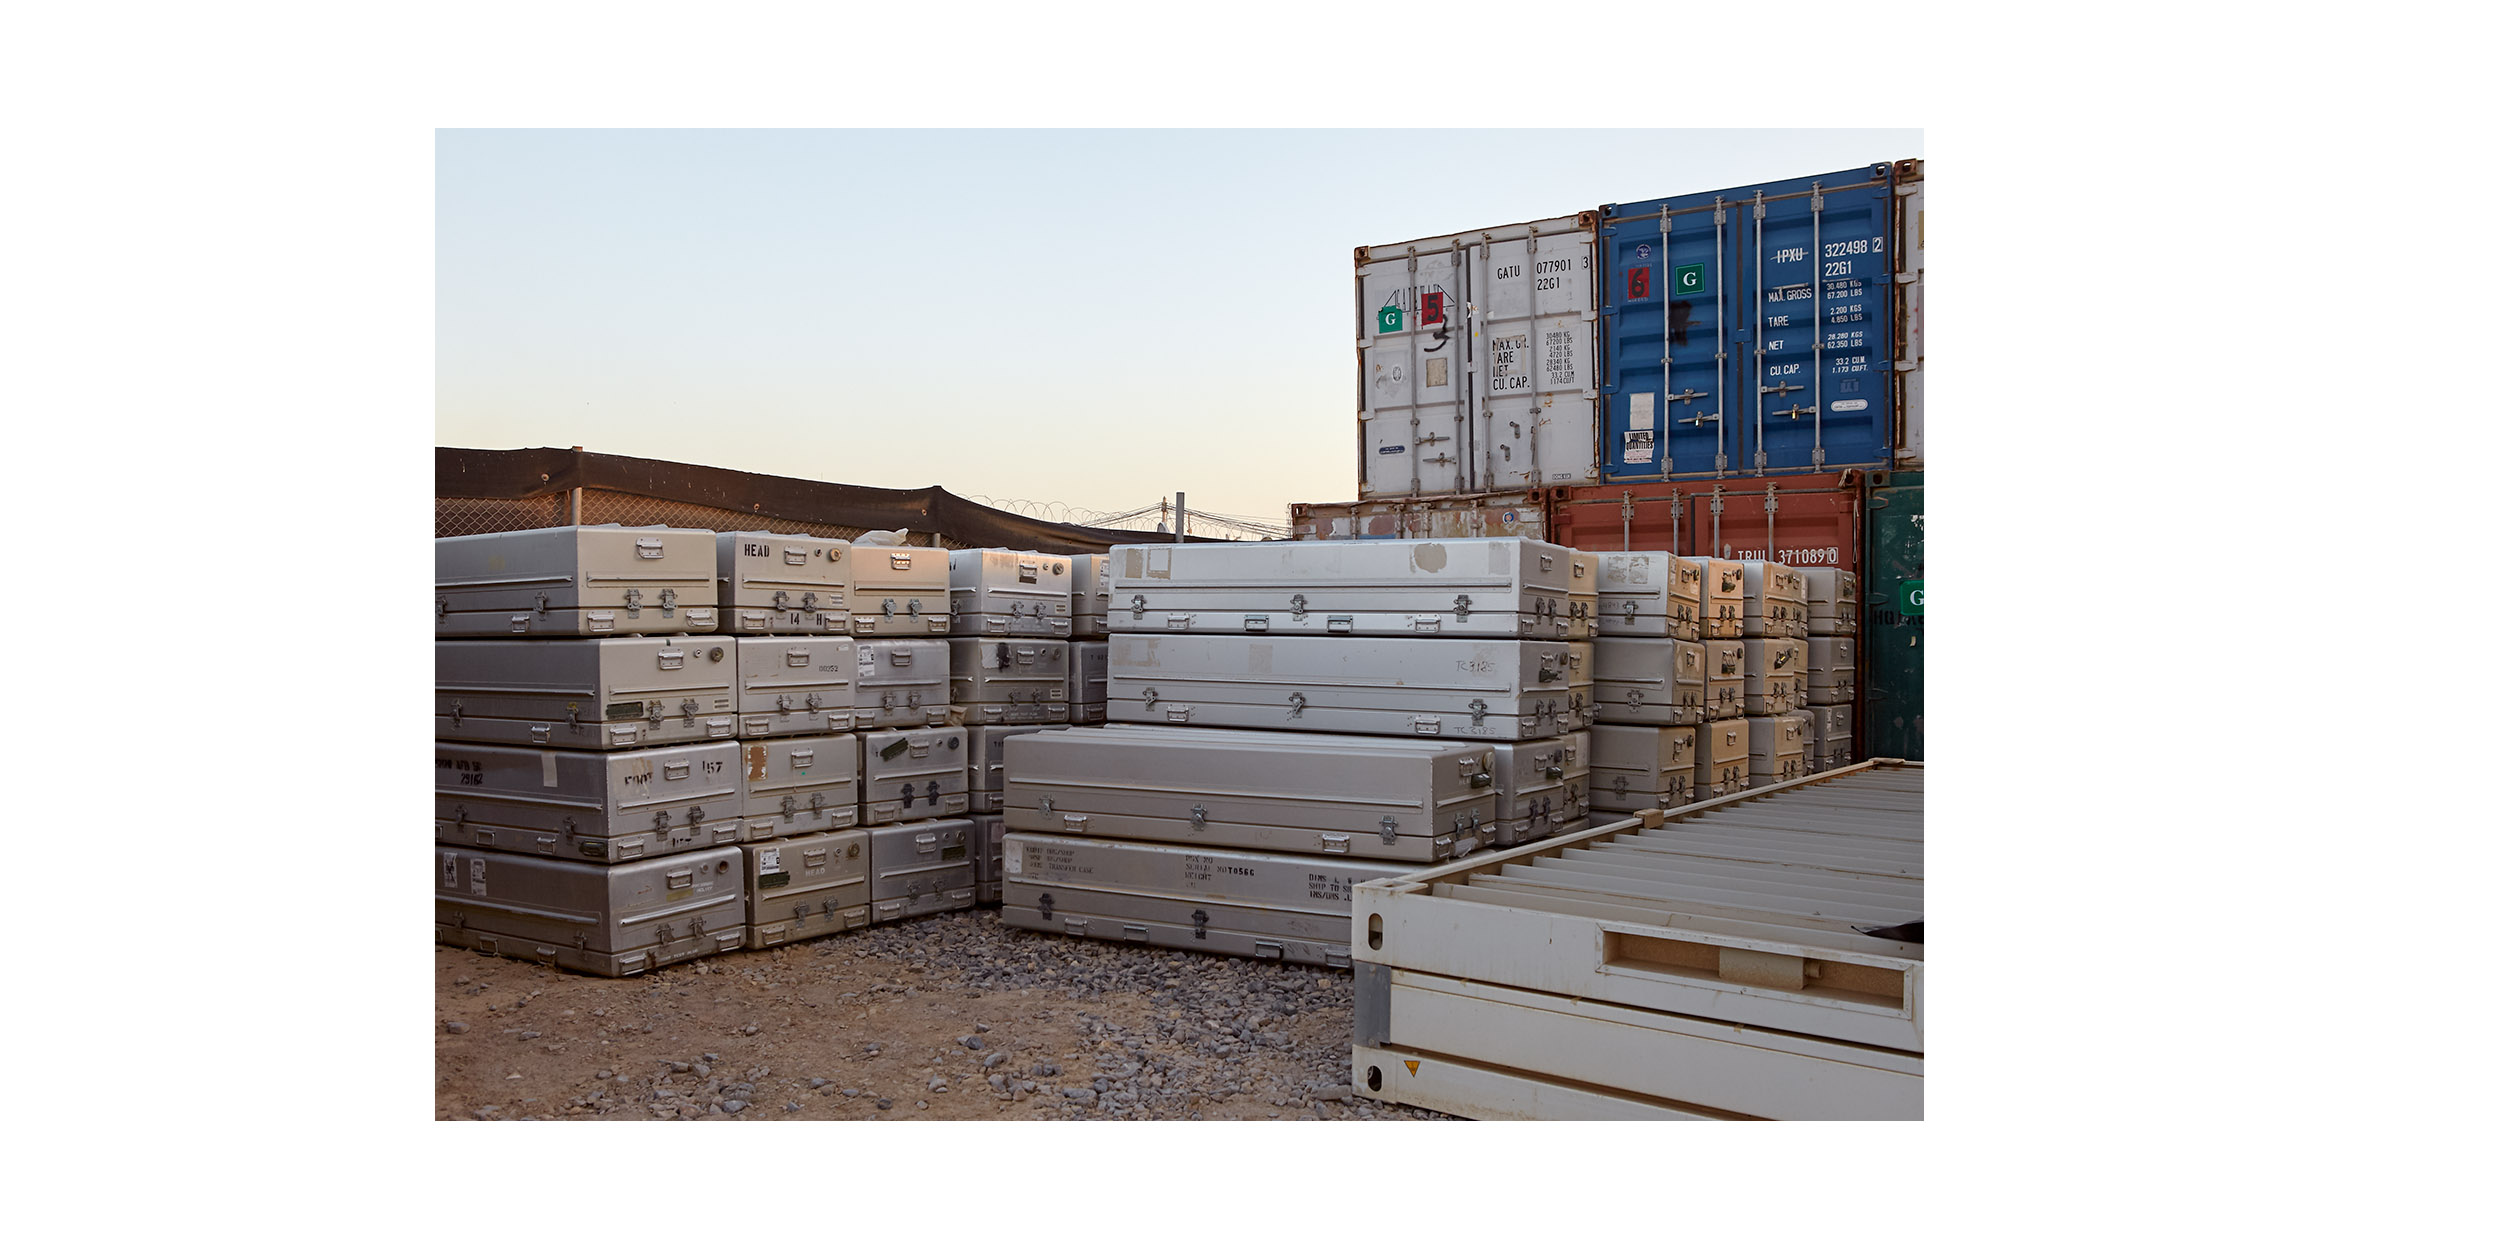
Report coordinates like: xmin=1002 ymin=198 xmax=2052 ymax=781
xmin=869 ymin=818 xmax=978 ymax=922
xmin=948 ymin=549 xmax=1073 ymax=637
xmin=1593 ymin=552 xmax=1702 ymax=641
xmin=1739 ymin=560 xmax=1808 ymax=639
xmin=1697 ymin=558 xmax=1745 ymax=639
xmin=437 ymin=525 xmax=720 ymax=638
xmin=1107 ymin=634 xmax=1587 ymax=741
xmin=947 ymin=639 xmax=1070 ymax=725
xmin=847 ymin=546 xmax=951 ymax=636
xmin=973 ymin=814 xmax=1006 ymax=905
xmin=1065 ymin=725 xmax=1583 ymax=850
xmin=1351 ymin=763 xmax=1925 ymax=1120
xmin=1487 ymin=733 xmax=1590 ymax=847
xmin=1747 ymin=713 xmax=1810 ymax=786
xmin=1821 ymin=704 xmax=1855 ymax=771
xmin=1002 ymin=726 xmax=1496 ymax=863
xmin=1695 ymin=719 xmax=1750 ymax=802
xmin=967 ymin=725 xmax=1053 ymax=814
xmin=438 ymin=845 xmax=745 ymax=977
xmin=1002 ymin=834 xmax=1417 ymax=969
xmin=857 ymin=728 xmax=970 ymax=825
xmin=716 ymin=531 xmax=850 ymax=635
xmin=743 ymin=830 xmax=871 ymax=948
xmin=1591 ymin=638 xmax=1705 ymax=726
xmin=734 ymin=636 xmax=857 ymax=738
xmin=435 ymin=637 xmax=736 ymax=750
xmin=1566 ymin=550 xmax=1599 ymax=640
xmin=1591 ymin=724 xmax=1698 ymax=812
xmin=437 ymin=740 xmax=744 ymax=864
xmin=1110 ymin=538 xmax=1588 ymax=640
xmin=1701 ymin=639 xmax=1746 ymax=719
xmin=739 ymin=734 xmax=861 ymax=841
xmin=1070 ymin=641 xmax=1108 ymax=725
xmin=1800 ymin=567 xmax=1859 ymax=637
xmin=1805 ymin=706 xmax=1855 ymax=773
xmin=1070 ymin=554 xmax=1110 ymax=639
xmin=1807 ymin=636 xmax=1858 ymax=705
xmin=1357 ymin=215 xmax=1601 ymax=498
xmin=1743 ymin=637 xmax=1807 ymax=715
xmin=853 ymin=639 xmax=950 ymax=729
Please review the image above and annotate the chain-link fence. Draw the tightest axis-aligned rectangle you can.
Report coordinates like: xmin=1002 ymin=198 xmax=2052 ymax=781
xmin=575 ymin=490 xmax=895 ymax=543
xmin=436 ymin=495 xmax=566 ymax=537
xmin=437 ymin=488 xmax=960 ymax=546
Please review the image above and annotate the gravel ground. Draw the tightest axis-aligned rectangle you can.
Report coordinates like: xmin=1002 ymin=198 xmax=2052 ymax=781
xmin=436 ymin=907 xmax=1450 ymax=1121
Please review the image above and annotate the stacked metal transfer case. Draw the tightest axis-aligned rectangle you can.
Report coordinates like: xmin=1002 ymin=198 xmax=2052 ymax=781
xmin=1733 ymin=559 xmax=1811 ymax=790
xmin=1587 ymin=551 xmax=1706 ymax=815
xmin=999 ymin=538 xmax=1601 ymax=968
xmin=1798 ymin=567 xmax=1859 ymax=773
xmin=946 ymin=549 xmax=1080 ymax=906
xmin=437 ymin=526 xmax=754 ymax=975
xmin=1583 ymin=553 xmax=1842 ymax=806
xmin=437 ymin=527 xmax=1029 ymax=975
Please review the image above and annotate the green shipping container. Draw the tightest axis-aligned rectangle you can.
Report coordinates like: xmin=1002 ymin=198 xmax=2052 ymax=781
xmin=1862 ymin=470 xmax=1923 ymax=761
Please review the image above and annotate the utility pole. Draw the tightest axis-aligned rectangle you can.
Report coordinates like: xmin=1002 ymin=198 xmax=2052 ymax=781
xmin=1175 ymin=491 xmax=1188 ymax=541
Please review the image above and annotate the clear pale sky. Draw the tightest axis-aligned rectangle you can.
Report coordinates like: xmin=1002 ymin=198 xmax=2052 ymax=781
xmin=437 ymin=129 xmax=1922 ymax=524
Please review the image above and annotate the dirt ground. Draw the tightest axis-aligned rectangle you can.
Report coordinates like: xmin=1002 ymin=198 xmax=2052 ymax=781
xmin=436 ymin=907 xmax=1443 ymax=1121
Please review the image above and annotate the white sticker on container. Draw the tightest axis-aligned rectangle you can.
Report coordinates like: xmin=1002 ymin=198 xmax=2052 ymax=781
xmin=856 ymin=648 xmax=876 ymax=679
xmin=758 ymin=847 xmax=781 ymax=873
xmin=1831 ymin=398 xmax=1868 ymax=412
xmin=1003 ymin=840 xmax=1023 ymax=876
xmin=1629 ymin=392 xmax=1655 ymax=431
xmin=441 ymin=853 xmax=458 ymax=888
xmin=469 ymin=858 xmax=488 ymax=896
xmin=1623 ymin=429 xmax=1656 ymax=465
xmin=542 ymin=752 xmax=559 ymax=787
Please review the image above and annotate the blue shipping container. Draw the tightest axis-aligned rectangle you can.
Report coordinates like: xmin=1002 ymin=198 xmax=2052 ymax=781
xmin=1598 ymin=159 xmax=1921 ymax=480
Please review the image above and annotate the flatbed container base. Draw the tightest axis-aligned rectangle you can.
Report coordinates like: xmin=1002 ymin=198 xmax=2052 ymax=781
xmin=1351 ymin=1044 xmax=1747 ymax=1121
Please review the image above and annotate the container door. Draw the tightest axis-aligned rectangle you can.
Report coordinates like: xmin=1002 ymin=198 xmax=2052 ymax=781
xmin=1601 ymin=201 xmax=1739 ymax=480
xmin=1735 ymin=165 xmax=1899 ymax=474
xmin=1546 ymin=474 xmax=1861 ymax=571
xmin=1894 ymin=168 xmax=1924 ymax=468
xmin=1861 ymin=471 xmax=1922 ymax=761
xmin=1359 ymin=249 xmax=1470 ymax=498
xmin=1472 ymin=229 xmax=1598 ymax=491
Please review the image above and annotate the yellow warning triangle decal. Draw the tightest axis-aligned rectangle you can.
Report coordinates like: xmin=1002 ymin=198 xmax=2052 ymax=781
xmin=1404 ymin=1060 xmax=1420 ymax=1075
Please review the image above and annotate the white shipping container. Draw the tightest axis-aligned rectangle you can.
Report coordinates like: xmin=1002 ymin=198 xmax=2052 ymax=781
xmin=1358 ymin=215 xmax=1599 ymax=498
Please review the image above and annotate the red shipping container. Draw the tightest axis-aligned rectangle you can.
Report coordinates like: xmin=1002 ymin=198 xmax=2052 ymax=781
xmin=1549 ymin=472 xmax=1865 ymax=572
xmin=1290 ymin=490 xmax=1550 ymax=542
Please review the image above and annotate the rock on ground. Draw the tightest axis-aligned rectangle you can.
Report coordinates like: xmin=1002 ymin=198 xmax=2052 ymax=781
xmin=435 ymin=908 xmax=1450 ymax=1121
